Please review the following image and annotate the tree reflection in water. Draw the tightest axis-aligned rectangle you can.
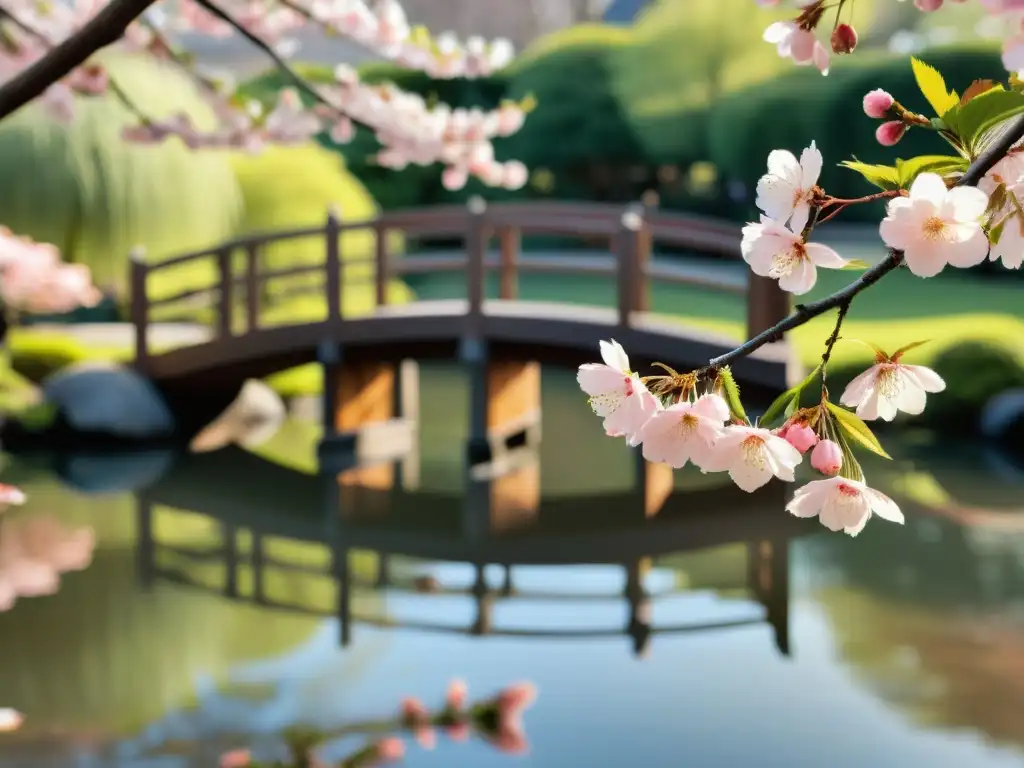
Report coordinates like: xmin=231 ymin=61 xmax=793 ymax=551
xmin=0 ymin=512 xmax=94 ymax=611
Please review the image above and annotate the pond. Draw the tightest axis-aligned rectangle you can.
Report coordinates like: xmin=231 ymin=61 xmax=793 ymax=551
xmin=1 ymin=365 xmax=1024 ymax=767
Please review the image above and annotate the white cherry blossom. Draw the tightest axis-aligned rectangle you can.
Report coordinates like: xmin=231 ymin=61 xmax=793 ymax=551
xmin=701 ymin=425 xmax=802 ymax=492
xmin=840 ymin=361 xmax=946 ymax=421
xmin=878 ymin=172 xmax=990 ymax=277
xmin=763 ymin=22 xmax=831 ymax=76
xmin=754 ymin=141 xmax=823 ymax=233
xmin=741 ymin=215 xmax=848 ymax=294
xmin=991 ymin=214 xmax=1024 ymax=268
xmin=634 ymin=394 xmax=730 ymax=469
xmin=787 ymin=476 xmax=904 ymax=536
xmin=577 ymin=340 xmax=659 ymax=442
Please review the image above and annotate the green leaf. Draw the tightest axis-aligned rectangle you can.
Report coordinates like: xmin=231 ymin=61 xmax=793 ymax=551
xmin=951 ymin=87 xmax=1024 ymax=154
xmin=717 ymin=367 xmax=749 ymax=425
xmin=757 ymin=364 xmax=821 ymax=428
xmin=840 ymin=259 xmax=870 ymax=271
xmin=836 ymin=436 xmax=865 ymax=483
xmin=894 ymin=155 xmax=968 ymax=187
xmin=825 ymin=401 xmax=892 ymax=460
xmin=911 ymin=57 xmax=960 ymax=116
xmin=838 ymin=160 xmax=901 ymax=191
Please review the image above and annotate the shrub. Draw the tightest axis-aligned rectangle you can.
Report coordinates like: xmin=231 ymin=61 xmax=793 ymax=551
xmin=708 ymin=46 xmax=1005 ymax=220
xmin=922 ymin=342 xmax=1024 ymax=433
xmin=0 ymin=52 xmax=243 ymax=294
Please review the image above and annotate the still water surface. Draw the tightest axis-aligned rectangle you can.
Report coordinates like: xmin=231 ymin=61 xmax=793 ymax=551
xmin=1 ymin=365 xmax=1023 ymax=767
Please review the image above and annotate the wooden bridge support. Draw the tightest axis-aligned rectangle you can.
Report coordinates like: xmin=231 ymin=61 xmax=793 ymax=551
xmin=316 ymin=342 xmax=419 ymax=480
xmin=460 ymin=339 xmax=542 ymax=467
xmin=748 ymin=537 xmax=791 ymax=657
xmin=634 ymin=449 xmax=675 ymax=518
xmin=462 ymin=449 xmax=541 ymax=541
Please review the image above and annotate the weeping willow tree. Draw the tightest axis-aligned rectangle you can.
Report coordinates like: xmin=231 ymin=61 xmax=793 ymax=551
xmin=0 ymin=52 xmax=244 ymax=294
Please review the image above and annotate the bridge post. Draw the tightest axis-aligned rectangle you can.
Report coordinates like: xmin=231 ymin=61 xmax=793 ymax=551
xmin=748 ymin=537 xmax=791 ymax=657
xmin=316 ymin=342 xmax=419 ymax=483
xmin=461 ymin=338 xmax=542 ymax=467
xmin=129 ymin=246 xmax=149 ymax=372
xmin=325 ymin=206 xmax=342 ymax=320
xmin=463 ymin=448 xmax=541 ymax=540
xmin=746 ymin=275 xmax=791 ymax=340
xmin=616 ymin=207 xmax=643 ymax=328
xmin=632 ymin=448 xmax=674 ymax=518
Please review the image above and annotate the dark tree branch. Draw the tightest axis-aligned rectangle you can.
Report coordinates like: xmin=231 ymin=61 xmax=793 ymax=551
xmin=0 ymin=0 xmax=160 ymax=119
xmin=706 ymin=113 xmax=1024 ymax=371
xmin=191 ymin=0 xmax=341 ymax=116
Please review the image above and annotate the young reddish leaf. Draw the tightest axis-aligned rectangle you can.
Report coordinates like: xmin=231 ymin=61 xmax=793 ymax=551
xmin=960 ymin=79 xmax=999 ymax=106
xmin=889 ymin=339 xmax=931 ymax=362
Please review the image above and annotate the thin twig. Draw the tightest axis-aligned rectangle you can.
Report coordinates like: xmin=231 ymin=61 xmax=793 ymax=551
xmin=191 ymin=0 xmax=343 ymax=117
xmin=0 ymin=0 xmax=160 ymax=119
xmin=819 ymin=298 xmax=851 ymax=389
xmin=705 ymin=112 xmax=1024 ymax=371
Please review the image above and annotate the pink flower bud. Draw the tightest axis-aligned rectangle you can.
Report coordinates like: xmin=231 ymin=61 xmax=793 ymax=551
xmin=830 ymin=23 xmax=858 ymax=54
xmin=400 ymin=696 xmax=429 ymax=724
xmin=375 ymin=737 xmax=406 ymax=762
xmin=446 ymin=679 xmax=468 ymax=710
xmin=875 ymin=121 xmax=907 ymax=146
xmin=862 ymin=88 xmax=894 ymax=119
xmin=914 ymin=0 xmax=943 ymax=11
xmin=810 ymin=439 xmax=843 ymax=476
xmin=783 ymin=423 xmax=818 ymax=454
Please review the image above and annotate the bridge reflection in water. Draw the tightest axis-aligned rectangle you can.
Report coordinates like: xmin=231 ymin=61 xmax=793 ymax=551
xmin=135 ymin=445 xmax=802 ymax=659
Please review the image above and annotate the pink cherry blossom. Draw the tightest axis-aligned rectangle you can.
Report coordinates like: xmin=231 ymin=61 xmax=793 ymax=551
xmin=763 ymin=22 xmax=831 ymax=75
xmin=219 ymin=750 xmax=251 ymax=768
xmin=782 ymin=423 xmax=818 ymax=453
xmin=701 ymin=425 xmax=803 ymax=492
xmin=787 ymin=476 xmax=904 ymax=536
xmin=810 ymin=439 xmax=843 ymax=475
xmin=446 ymin=679 xmax=468 ymax=710
xmin=0 ymin=485 xmax=26 ymax=506
xmin=741 ymin=216 xmax=848 ymax=294
xmin=862 ymin=89 xmax=894 ymax=118
xmin=875 ymin=121 xmax=907 ymax=146
xmin=400 ymin=696 xmax=429 ymax=723
xmin=915 ymin=0 xmax=944 ymax=11
xmin=878 ymin=172 xmax=990 ymax=277
xmin=634 ymin=393 xmax=730 ymax=469
xmin=375 ymin=737 xmax=406 ymax=761
xmin=991 ymin=214 xmax=1024 ymax=268
xmin=577 ymin=340 xmax=660 ymax=442
xmin=754 ymin=141 xmax=823 ymax=233
xmin=839 ymin=361 xmax=946 ymax=421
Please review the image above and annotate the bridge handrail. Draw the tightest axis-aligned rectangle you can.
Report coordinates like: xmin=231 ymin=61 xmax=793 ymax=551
xmin=129 ymin=200 xmax=787 ymax=368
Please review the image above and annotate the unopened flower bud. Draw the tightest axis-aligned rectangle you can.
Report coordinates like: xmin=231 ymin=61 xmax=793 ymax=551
xmin=374 ymin=737 xmax=406 ymax=762
xmin=914 ymin=0 xmax=943 ymax=11
xmin=831 ymin=23 xmax=858 ymax=54
xmin=862 ymin=88 xmax=894 ymax=119
xmin=810 ymin=439 xmax=843 ymax=476
xmin=783 ymin=423 xmax=818 ymax=453
xmin=875 ymin=120 xmax=907 ymax=147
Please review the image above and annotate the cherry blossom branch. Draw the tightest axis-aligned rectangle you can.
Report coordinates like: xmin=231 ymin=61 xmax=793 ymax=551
xmin=705 ymin=113 xmax=1024 ymax=373
xmin=191 ymin=0 xmax=336 ymax=113
xmin=819 ymin=299 xmax=851 ymax=389
xmin=0 ymin=0 xmax=158 ymax=119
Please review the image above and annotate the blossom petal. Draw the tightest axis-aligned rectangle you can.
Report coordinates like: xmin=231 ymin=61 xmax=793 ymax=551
xmin=691 ymin=393 xmax=730 ymax=422
xmin=839 ymin=367 xmax=878 ymax=408
xmin=901 ymin=364 xmax=946 ymax=393
xmin=577 ymin=364 xmax=625 ymax=397
xmin=943 ymin=226 xmax=990 ymax=268
xmin=865 ymin=487 xmax=905 ymax=524
xmin=599 ymin=339 xmax=629 ymax=371
xmin=804 ymin=242 xmax=848 ymax=269
xmin=763 ymin=21 xmax=796 ymax=44
xmin=776 ymin=256 xmax=817 ymax=295
xmin=765 ymin=149 xmax=801 ymax=182
xmin=843 ymin=508 xmax=872 ymax=537
xmin=755 ymin=176 xmax=797 ymax=222
xmin=895 ymin=379 xmax=927 ymax=415
xmin=908 ymin=172 xmax=949 ymax=206
xmin=790 ymin=202 xmax=812 ymax=234
xmin=902 ymin=243 xmax=949 ymax=278
xmin=945 ymin=186 xmax=989 ymax=222
xmin=800 ymin=141 xmax=822 ymax=187
xmin=730 ymin=460 xmax=773 ymax=492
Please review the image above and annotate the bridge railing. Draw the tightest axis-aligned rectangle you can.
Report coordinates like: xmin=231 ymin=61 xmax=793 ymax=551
xmin=129 ymin=200 xmax=789 ymax=365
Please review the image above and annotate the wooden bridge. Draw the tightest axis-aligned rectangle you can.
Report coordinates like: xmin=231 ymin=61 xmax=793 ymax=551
xmin=129 ymin=200 xmax=797 ymax=451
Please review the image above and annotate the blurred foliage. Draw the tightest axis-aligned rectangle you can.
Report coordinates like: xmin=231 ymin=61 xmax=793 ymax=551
xmin=921 ymin=342 xmax=1024 ymax=433
xmin=0 ymin=52 xmax=243 ymax=294
xmin=707 ymin=46 xmax=1004 ymax=221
